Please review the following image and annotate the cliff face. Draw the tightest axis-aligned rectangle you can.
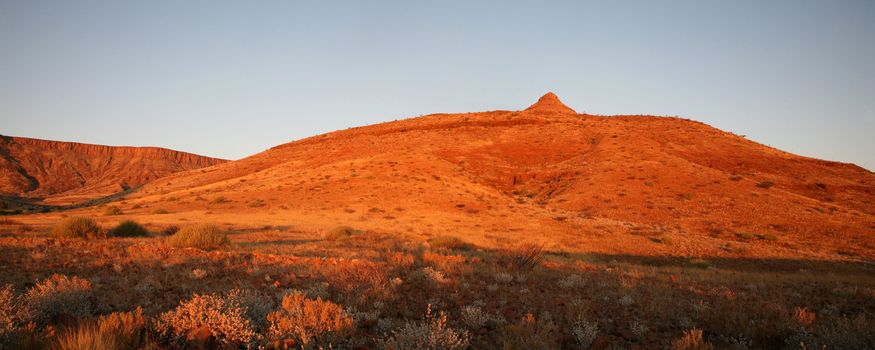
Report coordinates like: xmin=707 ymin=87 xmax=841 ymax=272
xmin=0 ymin=135 xmax=226 ymax=204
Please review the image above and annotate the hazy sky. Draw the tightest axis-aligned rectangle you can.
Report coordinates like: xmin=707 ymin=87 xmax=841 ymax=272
xmin=1 ymin=1 xmax=873 ymax=170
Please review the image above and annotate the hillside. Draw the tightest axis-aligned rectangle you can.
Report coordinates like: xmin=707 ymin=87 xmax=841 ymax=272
xmin=0 ymin=135 xmax=226 ymax=205
xmin=30 ymin=93 xmax=875 ymax=259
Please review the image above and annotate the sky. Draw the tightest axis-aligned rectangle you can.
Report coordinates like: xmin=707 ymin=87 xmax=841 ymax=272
xmin=1 ymin=1 xmax=873 ymax=170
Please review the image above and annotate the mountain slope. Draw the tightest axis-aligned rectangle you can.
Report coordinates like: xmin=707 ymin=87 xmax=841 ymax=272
xmin=0 ymin=135 xmax=227 ymax=205
xmin=77 ymin=93 xmax=875 ymax=259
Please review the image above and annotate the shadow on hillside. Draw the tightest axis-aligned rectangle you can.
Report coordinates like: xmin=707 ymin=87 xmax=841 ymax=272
xmin=559 ymin=251 xmax=875 ymax=275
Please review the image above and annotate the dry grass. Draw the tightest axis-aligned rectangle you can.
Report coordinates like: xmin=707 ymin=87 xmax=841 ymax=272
xmin=166 ymin=224 xmax=229 ymax=250
xmin=52 ymin=217 xmax=104 ymax=239
xmin=1 ymin=223 xmax=874 ymax=348
xmin=54 ymin=308 xmax=147 ymax=350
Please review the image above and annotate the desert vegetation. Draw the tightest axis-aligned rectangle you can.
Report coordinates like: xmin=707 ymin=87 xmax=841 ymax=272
xmin=1 ymin=218 xmax=874 ymax=349
xmin=166 ymin=224 xmax=230 ymax=250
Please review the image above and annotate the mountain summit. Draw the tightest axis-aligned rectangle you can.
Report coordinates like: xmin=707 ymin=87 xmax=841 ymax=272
xmin=524 ymin=92 xmax=577 ymax=114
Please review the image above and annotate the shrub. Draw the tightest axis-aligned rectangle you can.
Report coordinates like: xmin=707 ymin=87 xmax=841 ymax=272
xmin=107 ymin=220 xmax=149 ymax=237
xmin=22 ymin=274 xmax=92 ymax=326
xmin=103 ymin=206 xmax=124 ymax=216
xmin=382 ymin=305 xmax=470 ymax=350
xmin=756 ymin=181 xmax=774 ymax=189
xmin=572 ymin=317 xmax=598 ymax=349
xmin=247 ymin=199 xmax=265 ymax=208
xmin=210 ymin=196 xmax=228 ymax=204
xmin=460 ymin=305 xmax=501 ymax=330
xmin=502 ymin=313 xmax=559 ymax=350
xmin=499 ymin=244 xmax=545 ymax=271
xmin=428 ymin=236 xmax=473 ymax=250
xmin=324 ymin=226 xmax=358 ymax=241
xmin=0 ymin=285 xmax=16 ymax=338
xmin=167 ymin=224 xmax=229 ymax=250
xmin=54 ymin=308 xmax=147 ymax=350
xmin=672 ymin=328 xmax=714 ymax=350
xmin=152 ymin=208 xmax=170 ymax=214
xmin=52 ymin=217 xmax=104 ymax=239
xmin=267 ymin=291 xmax=354 ymax=348
xmin=155 ymin=290 xmax=256 ymax=347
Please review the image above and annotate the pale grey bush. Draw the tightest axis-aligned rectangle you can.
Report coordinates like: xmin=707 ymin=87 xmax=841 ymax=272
xmin=22 ymin=274 xmax=92 ymax=326
xmin=382 ymin=305 xmax=470 ymax=350
xmin=155 ymin=289 xmax=257 ymax=346
xmin=572 ymin=317 xmax=598 ymax=349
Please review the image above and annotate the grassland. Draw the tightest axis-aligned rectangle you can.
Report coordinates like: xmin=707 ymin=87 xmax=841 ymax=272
xmin=1 ymin=218 xmax=873 ymax=349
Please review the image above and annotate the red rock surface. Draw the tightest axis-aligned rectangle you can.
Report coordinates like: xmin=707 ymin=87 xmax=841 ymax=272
xmin=0 ymin=135 xmax=226 ymax=204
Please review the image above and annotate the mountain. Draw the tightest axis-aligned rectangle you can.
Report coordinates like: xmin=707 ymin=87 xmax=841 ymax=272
xmin=0 ymin=135 xmax=226 ymax=205
xmin=86 ymin=93 xmax=875 ymax=259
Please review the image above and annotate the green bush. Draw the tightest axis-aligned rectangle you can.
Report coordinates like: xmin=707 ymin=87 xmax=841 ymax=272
xmin=323 ymin=226 xmax=359 ymax=241
xmin=103 ymin=206 xmax=124 ymax=216
xmin=428 ymin=236 xmax=473 ymax=250
xmin=167 ymin=224 xmax=229 ymax=250
xmin=108 ymin=220 xmax=149 ymax=237
xmin=52 ymin=217 xmax=104 ymax=239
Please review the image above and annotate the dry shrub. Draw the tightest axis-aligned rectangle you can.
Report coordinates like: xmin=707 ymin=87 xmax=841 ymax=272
xmin=267 ymin=291 xmax=354 ymax=348
xmin=382 ymin=305 xmax=470 ymax=350
xmin=672 ymin=328 xmax=714 ymax=350
xmin=54 ymin=308 xmax=147 ymax=350
xmin=499 ymin=244 xmax=545 ymax=271
xmin=572 ymin=317 xmax=598 ymax=349
xmin=793 ymin=307 xmax=816 ymax=328
xmin=385 ymin=252 xmax=415 ymax=269
xmin=166 ymin=224 xmax=229 ymax=250
xmin=103 ymin=206 xmax=124 ymax=216
xmin=502 ymin=312 xmax=559 ymax=350
xmin=0 ymin=285 xmax=16 ymax=339
xmin=107 ymin=220 xmax=149 ymax=237
xmin=324 ymin=226 xmax=358 ymax=241
xmin=423 ymin=252 xmax=467 ymax=274
xmin=427 ymin=236 xmax=472 ymax=250
xmin=155 ymin=290 xmax=256 ymax=347
xmin=22 ymin=274 xmax=92 ymax=326
xmin=52 ymin=217 xmax=104 ymax=239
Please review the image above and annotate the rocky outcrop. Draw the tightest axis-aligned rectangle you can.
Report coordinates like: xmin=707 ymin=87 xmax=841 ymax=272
xmin=0 ymin=135 xmax=226 ymax=203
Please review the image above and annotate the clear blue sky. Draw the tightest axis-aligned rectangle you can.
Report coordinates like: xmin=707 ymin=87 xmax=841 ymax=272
xmin=1 ymin=1 xmax=873 ymax=170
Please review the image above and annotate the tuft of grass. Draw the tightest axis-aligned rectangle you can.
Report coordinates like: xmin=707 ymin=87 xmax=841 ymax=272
xmin=166 ymin=224 xmax=229 ymax=250
xmin=324 ymin=226 xmax=359 ymax=241
xmin=52 ymin=217 xmax=104 ymax=239
xmin=499 ymin=244 xmax=545 ymax=271
xmin=103 ymin=206 xmax=124 ymax=216
xmin=107 ymin=220 xmax=149 ymax=237
xmin=427 ymin=236 xmax=473 ymax=250
xmin=54 ymin=308 xmax=147 ymax=350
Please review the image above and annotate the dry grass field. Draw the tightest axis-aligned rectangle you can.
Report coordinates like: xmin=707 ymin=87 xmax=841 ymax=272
xmin=1 ymin=218 xmax=874 ymax=349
